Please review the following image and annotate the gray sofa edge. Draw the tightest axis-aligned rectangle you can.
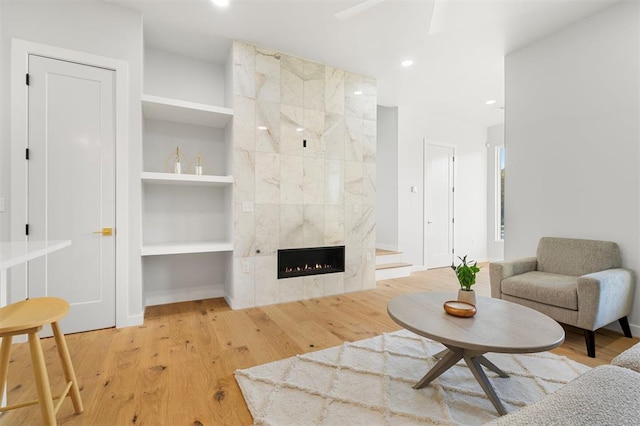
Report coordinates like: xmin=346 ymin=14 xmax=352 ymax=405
xmin=486 ymin=342 xmax=640 ymax=425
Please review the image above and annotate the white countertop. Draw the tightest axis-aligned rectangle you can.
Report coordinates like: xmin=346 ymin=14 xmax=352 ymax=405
xmin=0 ymin=240 xmax=71 ymax=270
xmin=1 ymin=240 xmax=72 ymax=409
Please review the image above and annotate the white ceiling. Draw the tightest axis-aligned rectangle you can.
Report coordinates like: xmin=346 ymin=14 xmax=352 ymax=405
xmin=104 ymin=0 xmax=620 ymax=127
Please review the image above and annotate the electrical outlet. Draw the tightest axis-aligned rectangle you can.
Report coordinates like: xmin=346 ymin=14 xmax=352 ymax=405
xmin=366 ymin=252 xmax=372 ymax=262
xmin=353 ymin=204 xmax=360 ymax=213
xmin=242 ymin=261 xmax=250 ymax=273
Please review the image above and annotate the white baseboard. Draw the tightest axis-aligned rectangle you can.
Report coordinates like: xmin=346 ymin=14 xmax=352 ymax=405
xmin=223 ymin=294 xmax=235 ymax=309
xmin=607 ymin=320 xmax=640 ymax=338
xmin=11 ymin=335 xmax=27 ymax=344
xmin=410 ymin=265 xmax=429 ymax=273
xmin=145 ymin=284 xmax=224 ymax=307
xmin=117 ymin=313 xmax=144 ymax=328
xmin=225 ymin=294 xmax=258 ymax=310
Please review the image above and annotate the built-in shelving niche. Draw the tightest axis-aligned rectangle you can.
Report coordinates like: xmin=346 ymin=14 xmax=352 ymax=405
xmin=140 ymin=47 xmax=233 ymax=307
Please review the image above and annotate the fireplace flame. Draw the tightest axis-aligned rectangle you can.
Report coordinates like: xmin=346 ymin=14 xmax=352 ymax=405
xmin=284 ymin=263 xmax=334 ymax=274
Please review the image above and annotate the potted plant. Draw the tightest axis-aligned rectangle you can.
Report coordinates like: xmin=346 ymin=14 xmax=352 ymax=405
xmin=451 ymin=255 xmax=480 ymax=305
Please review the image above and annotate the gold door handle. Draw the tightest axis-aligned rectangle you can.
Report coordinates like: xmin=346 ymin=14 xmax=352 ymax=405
xmin=93 ymin=227 xmax=113 ymax=236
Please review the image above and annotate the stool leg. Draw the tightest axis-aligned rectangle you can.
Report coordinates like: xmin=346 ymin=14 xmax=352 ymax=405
xmin=28 ymin=331 xmax=56 ymax=426
xmin=0 ymin=335 xmax=14 ymax=407
xmin=51 ymin=322 xmax=83 ymax=414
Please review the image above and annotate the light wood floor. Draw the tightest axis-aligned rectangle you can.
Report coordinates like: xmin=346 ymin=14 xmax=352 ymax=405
xmin=3 ymin=266 xmax=638 ymax=425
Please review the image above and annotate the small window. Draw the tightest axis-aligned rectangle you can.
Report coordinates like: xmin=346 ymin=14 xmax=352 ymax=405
xmin=496 ymin=146 xmax=505 ymax=241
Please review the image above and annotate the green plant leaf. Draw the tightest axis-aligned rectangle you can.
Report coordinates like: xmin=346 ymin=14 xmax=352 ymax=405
xmin=451 ymin=254 xmax=480 ymax=290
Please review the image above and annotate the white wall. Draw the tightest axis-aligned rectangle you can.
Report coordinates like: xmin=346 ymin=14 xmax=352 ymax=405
xmin=505 ymin=1 xmax=640 ymax=332
xmin=376 ymin=106 xmax=399 ymax=251
xmin=486 ymin=124 xmax=504 ymax=261
xmin=144 ymin=47 xmax=227 ymax=106
xmin=398 ymin=107 xmax=488 ymax=269
xmin=0 ymin=2 xmax=6 ymax=241
xmin=0 ymin=1 xmax=144 ymax=324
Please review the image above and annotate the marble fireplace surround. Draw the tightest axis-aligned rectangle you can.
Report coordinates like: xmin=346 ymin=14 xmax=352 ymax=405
xmin=228 ymin=41 xmax=376 ymax=309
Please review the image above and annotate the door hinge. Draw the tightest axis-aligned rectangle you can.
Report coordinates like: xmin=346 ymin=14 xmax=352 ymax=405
xmin=452 ymin=156 xmax=455 ymax=162
xmin=452 ymin=187 xmax=455 ymax=192
xmin=25 ymin=224 xmax=29 ymax=236
xmin=452 ymin=248 xmax=455 ymax=254
xmin=452 ymin=218 xmax=455 ymax=224
xmin=26 ymin=73 xmax=30 ymax=86
xmin=25 ymin=148 xmax=30 ymax=160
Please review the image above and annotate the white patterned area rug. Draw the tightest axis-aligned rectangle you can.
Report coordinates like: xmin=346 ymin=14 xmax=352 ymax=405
xmin=235 ymin=329 xmax=590 ymax=425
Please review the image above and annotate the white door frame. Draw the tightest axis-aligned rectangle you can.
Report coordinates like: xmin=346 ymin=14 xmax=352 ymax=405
xmin=10 ymin=39 xmax=131 ymax=328
xmin=423 ymin=139 xmax=456 ymax=268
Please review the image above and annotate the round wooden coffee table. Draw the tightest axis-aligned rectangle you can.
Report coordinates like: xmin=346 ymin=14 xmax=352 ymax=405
xmin=387 ymin=292 xmax=565 ymax=416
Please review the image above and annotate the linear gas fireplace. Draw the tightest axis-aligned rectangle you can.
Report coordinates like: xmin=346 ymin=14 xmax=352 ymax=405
xmin=278 ymin=245 xmax=345 ymax=279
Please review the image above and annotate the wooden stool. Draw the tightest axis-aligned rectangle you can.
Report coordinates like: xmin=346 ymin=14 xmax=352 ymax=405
xmin=0 ymin=297 xmax=83 ymax=425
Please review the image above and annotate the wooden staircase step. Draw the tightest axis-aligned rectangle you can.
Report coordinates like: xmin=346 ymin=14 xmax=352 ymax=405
xmin=376 ymin=262 xmax=412 ymax=271
xmin=375 ymin=249 xmax=402 ymax=256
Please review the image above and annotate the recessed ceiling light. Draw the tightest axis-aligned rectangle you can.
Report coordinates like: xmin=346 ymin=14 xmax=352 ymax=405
xmin=296 ymin=127 xmax=305 ymax=132
xmin=401 ymin=59 xmax=414 ymax=67
xmin=257 ymin=126 xmax=268 ymax=130
xmin=211 ymin=0 xmax=229 ymax=7
xmin=354 ymin=90 xmax=363 ymax=96
xmin=485 ymin=99 xmax=497 ymax=105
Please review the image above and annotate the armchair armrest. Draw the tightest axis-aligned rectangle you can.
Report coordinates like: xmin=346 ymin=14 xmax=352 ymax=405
xmin=489 ymin=257 xmax=538 ymax=298
xmin=577 ymin=268 xmax=636 ymax=330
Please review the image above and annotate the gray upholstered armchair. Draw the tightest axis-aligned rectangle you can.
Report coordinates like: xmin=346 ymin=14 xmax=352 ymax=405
xmin=490 ymin=237 xmax=635 ymax=357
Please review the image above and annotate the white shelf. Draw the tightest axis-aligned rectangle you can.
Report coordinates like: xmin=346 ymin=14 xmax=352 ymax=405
xmin=141 ymin=94 xmax=233 ymax=128
xmin=141 ymin=241 xmax=234 ymax=256
xmin=141 ymin=171 xmax=233 ymax=186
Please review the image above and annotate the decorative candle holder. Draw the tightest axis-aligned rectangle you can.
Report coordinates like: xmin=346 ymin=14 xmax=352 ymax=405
xmin=189 ymin=152 xmax=207 ymax=176
xmin=164 ymin=146 xmax=187 ymax=174
xmin=195 ymin=153 xmax=203 ymax=175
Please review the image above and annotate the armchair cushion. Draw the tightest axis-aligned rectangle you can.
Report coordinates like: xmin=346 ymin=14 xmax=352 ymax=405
xmin=537 ymin=237 xmax=621 ymax=276
xmin=489 ymin=257 xmax=537 ymax=298
xmin=501 ymin=271 xmax=578 ymax=310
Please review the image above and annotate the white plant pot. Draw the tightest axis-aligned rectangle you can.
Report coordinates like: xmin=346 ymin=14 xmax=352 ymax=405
xmin=457 ymin=289 xmax=476 ymax=306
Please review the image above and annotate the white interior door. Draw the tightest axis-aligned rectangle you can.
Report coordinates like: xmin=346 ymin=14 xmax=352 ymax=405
xmin=424 ymin=143 xmax=455 ymax=268
xmin=27 ymin=54 xmax=115 ymax=334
